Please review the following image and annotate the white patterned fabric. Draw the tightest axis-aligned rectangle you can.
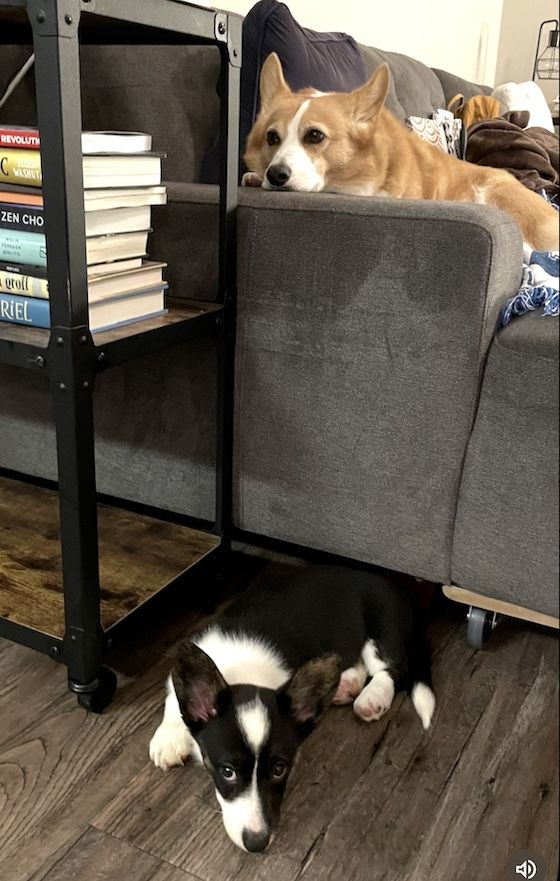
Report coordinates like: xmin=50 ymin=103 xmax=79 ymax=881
xmin=405 ymin=109 xmax=464 ymax=158
xmin=500 ymin=246 xmax=559 ymax=327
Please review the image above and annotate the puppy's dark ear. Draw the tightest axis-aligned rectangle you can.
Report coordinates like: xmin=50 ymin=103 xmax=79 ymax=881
xmin=280 ymin=654 xmax=342 ymax=733
xmin=173 ymin=642 xmax=229 ymax=731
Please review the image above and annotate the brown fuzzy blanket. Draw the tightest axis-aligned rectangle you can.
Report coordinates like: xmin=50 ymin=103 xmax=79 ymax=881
xmin=465 ymin=110 xmax=559 ymax=196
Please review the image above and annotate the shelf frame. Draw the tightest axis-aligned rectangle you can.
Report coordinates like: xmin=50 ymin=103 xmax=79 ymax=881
xmin=0 ymin=0 xmax=241 ymax=708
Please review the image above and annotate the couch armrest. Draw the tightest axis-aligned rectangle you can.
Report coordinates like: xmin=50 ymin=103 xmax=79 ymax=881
xmin=233 ymin=191 xmax=523 ymax=581
xmin=149 ymin=182 xmax=220 ymax=301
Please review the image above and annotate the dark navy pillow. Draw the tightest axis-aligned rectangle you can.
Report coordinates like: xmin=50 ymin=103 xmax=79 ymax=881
xmin=200 ymin=0 xmax=367 ymax=183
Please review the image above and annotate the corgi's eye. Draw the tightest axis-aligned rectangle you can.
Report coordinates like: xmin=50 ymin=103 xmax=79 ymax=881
xmin=220 ymin=764 xmax=237 ymax=782
xmin=271 ymin=760 xmax=288 ymax=780
xmin=305 ymin=129 xmax=326 ymax=144
xmin=266 ymin=130 xmax=281 ymax=146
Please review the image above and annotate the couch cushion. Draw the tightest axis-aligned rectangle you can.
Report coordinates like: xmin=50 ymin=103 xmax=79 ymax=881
xmin=201 ymin=0 xmax=367 ymax=182
xmin=496 ymin=310 xmax=559 ymax=359
xmin=432 ymin=67 xmax=492 ymax=108
xmin=452 ymin=311 xmax=559 ymax=616
xmin=358 ymin=45 xmax=446 ymax=120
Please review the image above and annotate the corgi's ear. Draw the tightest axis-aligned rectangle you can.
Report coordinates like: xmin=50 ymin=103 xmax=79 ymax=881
xmin=278 ymin=654 xmax=342 ymax=737
xmin=259 ymin=52 xmax=290 ymax=109
xmin=353 ymin=63 xmax=390 ymax=122
xmin=173 ymin=642 xmax=230 ymax=732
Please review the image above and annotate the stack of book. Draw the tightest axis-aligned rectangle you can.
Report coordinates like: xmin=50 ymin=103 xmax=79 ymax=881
xmin=0 ymin=127 xmax=169 ymax=332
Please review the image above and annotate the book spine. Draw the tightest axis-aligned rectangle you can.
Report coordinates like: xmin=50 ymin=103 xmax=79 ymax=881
xmin=0 ymin=292 xmax=50 ymax=327
xmin=0 ymin=203 xmax=44 ymax=233
xmin=0 ymin=229 xmax=47 ymax=267
xmin=0 ymin=129 xmax=40 ymax=150
xmin=0 ymin=149 xmax=42 ymax=187
xmin=0 ymin=268 xmax=49 ymax=299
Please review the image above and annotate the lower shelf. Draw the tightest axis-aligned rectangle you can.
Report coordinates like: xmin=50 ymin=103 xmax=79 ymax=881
xmin=0 ymin=474 xmax=219 ymax=639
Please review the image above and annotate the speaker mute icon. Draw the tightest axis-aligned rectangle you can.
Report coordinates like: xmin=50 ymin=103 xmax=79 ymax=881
xmin=515 ymin=859 xmax=537 ymax=880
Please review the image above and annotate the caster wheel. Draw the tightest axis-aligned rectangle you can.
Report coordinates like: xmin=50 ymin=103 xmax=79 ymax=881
xmin=72 ymin=667 xmax=117 ymax=713
xmin=466 ymin=607 xmax=497 ymax=649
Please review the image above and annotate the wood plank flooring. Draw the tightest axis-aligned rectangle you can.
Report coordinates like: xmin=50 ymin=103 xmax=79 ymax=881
xmin=0 ymin=555 xmax=557 ymax=881
xmin=0 ymin=475 xmax=218 ymax=637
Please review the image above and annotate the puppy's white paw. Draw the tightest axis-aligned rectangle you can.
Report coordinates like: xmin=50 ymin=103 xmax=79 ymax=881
xmin=353 ymin=672 xmax=395 ymax=722
xmin=333 ymin=665 xmax=367 ymax=705
xmin=241 ymin=171 xmax=264 ymax=188
xmin=149 ymin=721 xmax=193 ymax=771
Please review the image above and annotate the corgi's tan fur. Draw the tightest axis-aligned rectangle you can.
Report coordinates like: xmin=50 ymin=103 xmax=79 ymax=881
xmin=244 ymin=54 xmax=559 ymax=251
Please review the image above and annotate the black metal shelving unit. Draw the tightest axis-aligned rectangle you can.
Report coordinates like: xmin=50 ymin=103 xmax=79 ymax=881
xmin=0 ymin=0 xmax=241 ymax=710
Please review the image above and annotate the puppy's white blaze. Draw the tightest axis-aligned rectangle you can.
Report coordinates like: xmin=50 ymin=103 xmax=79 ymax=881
xmin=412 ymin=682 xmax=436 ymax=731
xmin=264 ymin=98 xmax=324 ymax=192
xmin=237 ymin=698 xmax=271 ymax=754
xmin=215 ymin=762 xmax=267 ymax=851
xmin=361 ymin=639 xmax=389 ymax=676
xmin=195 ymin=626 xmax=290 ymax=689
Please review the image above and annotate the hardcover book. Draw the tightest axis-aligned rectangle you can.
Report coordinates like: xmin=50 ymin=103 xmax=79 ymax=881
xmin=0 ymin=127 xmax=40 ymax=150
xmin=0 ymin=259 xmax=166 ymax=301
xmin=0 ymin=285 xmax=168 ymax=331
xmin=0 ymin=203 xmax=44 ymax=233
xmin=0 ymin=148 xmax=42 ymax=186
xmin=0 ymin=203 xmax=151 ymax=237
xmin=0 ymin=228 xmax=46 ymax=266
xmin=0 ymin=228 xmax=150 ymax=267
xmin=0 ymin=149 xmax=163 ymax=189
xmin=0 ymin=127 xmax=153 ymax=153
xmin=0 ymin=184 xmax=167 ymax=211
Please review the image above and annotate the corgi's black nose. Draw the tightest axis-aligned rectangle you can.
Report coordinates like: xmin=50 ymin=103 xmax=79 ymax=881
xmin=242 ymin=829 xmax=270 ymax=852
xmin=266 ymin=163 xmax=291 ymax=187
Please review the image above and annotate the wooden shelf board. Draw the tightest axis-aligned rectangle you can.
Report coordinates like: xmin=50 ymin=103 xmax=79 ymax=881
xmin=0 ymin=475 xmax=219 ymax=639
xmin=92 ymin=298 xmax=221 ymax=347
xmin=0 ymin=300 xmax=220 ymax=354
xmin=0 ymin=322 xmax=50 ymax=350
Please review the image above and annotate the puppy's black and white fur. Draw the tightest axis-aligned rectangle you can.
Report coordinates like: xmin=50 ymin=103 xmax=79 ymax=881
xmin=150 ymin=565 xmax=435 ymax=852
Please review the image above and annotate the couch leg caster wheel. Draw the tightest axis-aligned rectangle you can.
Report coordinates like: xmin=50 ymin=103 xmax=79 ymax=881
xmin=70 ymin=667 xmax=117 ymax=713
xmin=466 ymin=607 xmax=497 ymax=649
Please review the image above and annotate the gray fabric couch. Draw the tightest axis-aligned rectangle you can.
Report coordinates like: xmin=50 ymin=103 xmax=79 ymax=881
xmin=0 ymin=35 xmax=558 ymax=622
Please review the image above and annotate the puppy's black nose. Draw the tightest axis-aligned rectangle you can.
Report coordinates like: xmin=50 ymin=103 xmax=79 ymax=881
xmin=266 ymin=163 xmax=291 ymax=188
xmin=242 ymin=829 xmax=270 ymax=853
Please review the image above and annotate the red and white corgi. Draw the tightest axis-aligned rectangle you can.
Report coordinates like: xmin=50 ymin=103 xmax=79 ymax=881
xmin=243 ymin=53 xmax=559 ymax=252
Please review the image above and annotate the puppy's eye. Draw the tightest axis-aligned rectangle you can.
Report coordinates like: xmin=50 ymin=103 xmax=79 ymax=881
xmin=305 ymin=129 xmax=326 ymax=145
xmin=271 ymin=760 xmax=288 ymax=780
xmin=220 ymin=764 xmax=237 ymax=781
xmin=266 ymin=130 xmax=281 ymax=146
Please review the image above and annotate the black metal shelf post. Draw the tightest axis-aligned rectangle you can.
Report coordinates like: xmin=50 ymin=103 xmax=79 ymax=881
xmin=0 ymin=0 xmax=241 ymax=711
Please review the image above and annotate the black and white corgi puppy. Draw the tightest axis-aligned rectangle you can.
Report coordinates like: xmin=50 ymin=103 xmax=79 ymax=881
xmin=150 ymin=565 xmax=435 ymax=853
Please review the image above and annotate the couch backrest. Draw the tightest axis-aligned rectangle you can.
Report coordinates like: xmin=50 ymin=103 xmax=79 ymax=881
xmin=431 ymin=67 xmax=493 ymax=106
xmin=358 ymin=43 xmax=447 ymax=120
xmin=358 ymin=44 xmax=492 ymax=121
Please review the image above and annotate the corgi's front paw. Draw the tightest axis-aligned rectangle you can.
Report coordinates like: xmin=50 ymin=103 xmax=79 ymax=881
xmin=242 ymin=171 xmax=264 ymax=188
xmin=353 ymin=673 xmax=395 ymax=722
xmin=149 ymin=721 xmax=192 ymax=771
xmin=333 ymin=665 xmax=367 ymax=705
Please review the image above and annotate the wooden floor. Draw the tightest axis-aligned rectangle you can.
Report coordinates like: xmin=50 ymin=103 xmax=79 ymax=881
xmin=0 ymin=475 xmax=219 ymax=637
xmin=0 ymin=554 xmax=558 ymax=881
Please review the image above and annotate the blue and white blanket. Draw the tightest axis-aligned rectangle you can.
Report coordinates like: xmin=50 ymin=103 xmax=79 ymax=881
xmin=500 ymin=244 xmax=559 ymax=328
